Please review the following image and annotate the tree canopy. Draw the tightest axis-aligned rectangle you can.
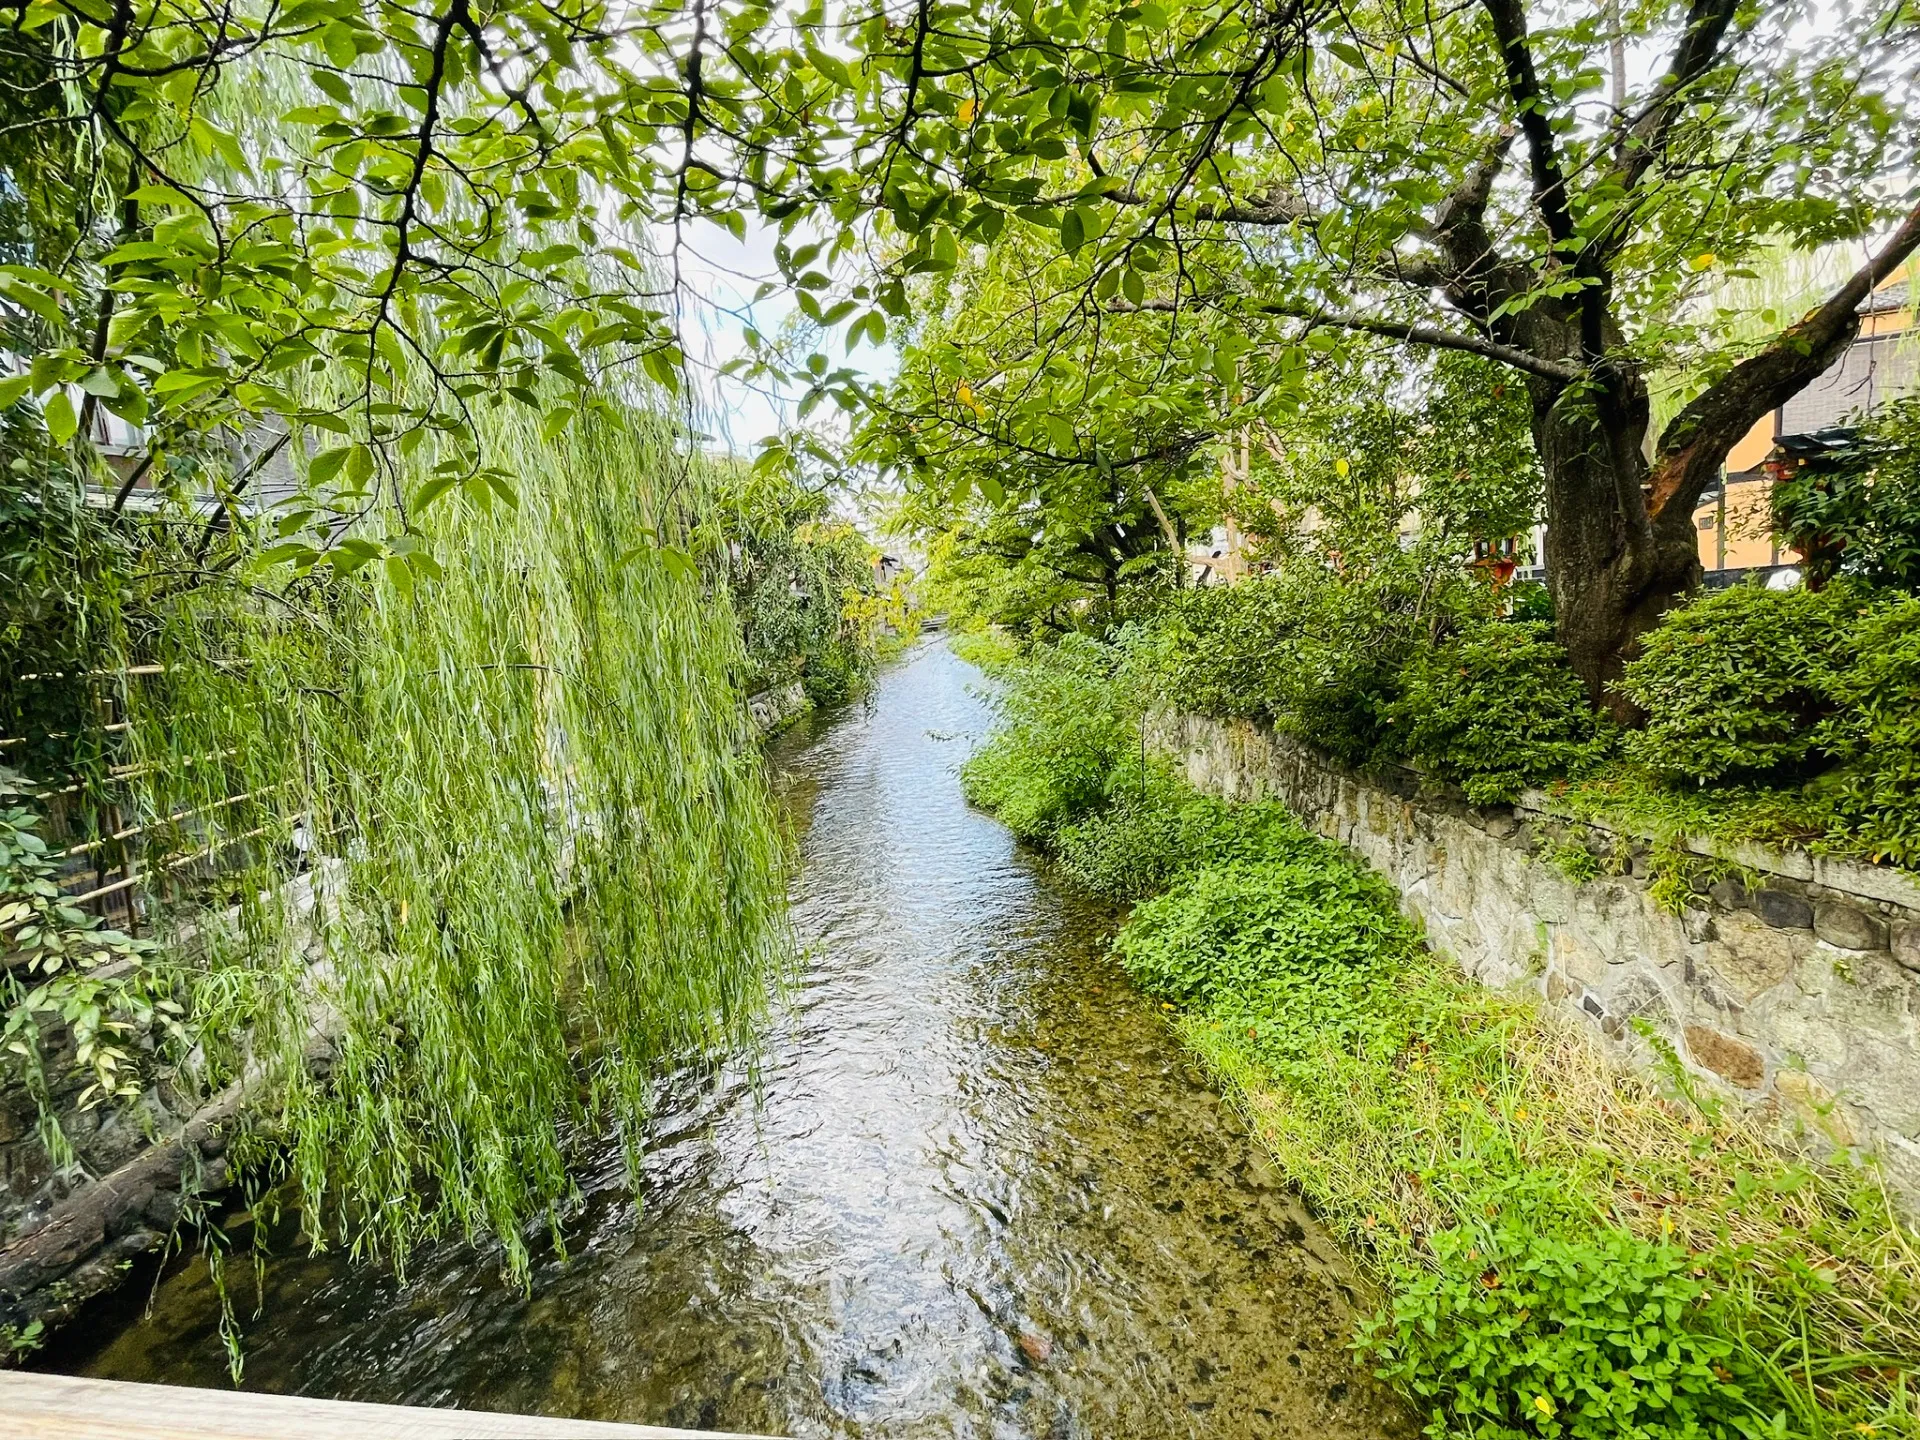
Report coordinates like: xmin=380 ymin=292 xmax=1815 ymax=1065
xmin=1 ymin=0 xmax=1914 ymax=673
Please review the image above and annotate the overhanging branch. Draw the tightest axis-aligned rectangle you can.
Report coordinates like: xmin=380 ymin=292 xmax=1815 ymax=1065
xmin=1112 ymin=296 xmax=1584 ymax=385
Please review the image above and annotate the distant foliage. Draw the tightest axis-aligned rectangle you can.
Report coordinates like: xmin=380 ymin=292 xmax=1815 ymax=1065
xmin=1389 ymin=622 xmax=1615 ymax=804
xmin=1617 ymin=582 xmax=1863 ymax=783
xmin=1772 ymin=399 xmax=1920 ymax=590
xmin=718 ymin=463 xmax=888 ymax=704
xmin=947 ymin=626 xmax=1023 ymax=675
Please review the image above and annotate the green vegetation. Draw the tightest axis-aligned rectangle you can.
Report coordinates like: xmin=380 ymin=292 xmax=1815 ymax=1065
xmin=718 ymin=459 xmax=906 ymax=707
xmin=1069 ymin=559 xmax=1920 ymax=874
xmin=963 ymin=648 xmax=1920 ymax=1440
xmin=1617 ymin=584 xmax=1866 ymax=785
xmin=1773 ymin=401 xmax=1920 ymax=591
xmin=1389 ymin=622 xmax=1613 ymax=806
xmin=2 ymin=394 xmax=788 ymax=1287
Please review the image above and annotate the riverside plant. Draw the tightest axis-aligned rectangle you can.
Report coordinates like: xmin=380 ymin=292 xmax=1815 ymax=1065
xmin=2 ymin=387 xmax=790 ymax=1294
xmin=963 ymin=644 xmax=1920 ymax=1439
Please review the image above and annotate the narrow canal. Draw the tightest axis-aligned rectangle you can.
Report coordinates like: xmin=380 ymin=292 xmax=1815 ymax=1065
xmin=60 ymin=641 xmax=1410 ymax=1439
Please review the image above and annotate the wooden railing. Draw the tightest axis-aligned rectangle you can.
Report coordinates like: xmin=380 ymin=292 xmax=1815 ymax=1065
xmin=0 ymin=1372 xmax=785 ymax=1439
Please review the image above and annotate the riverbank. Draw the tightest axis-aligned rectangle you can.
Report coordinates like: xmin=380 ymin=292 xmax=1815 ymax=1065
xmin=960 ymin=635 xmax=1920 ymax=1439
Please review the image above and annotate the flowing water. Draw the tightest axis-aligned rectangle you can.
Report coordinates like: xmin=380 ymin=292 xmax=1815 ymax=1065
xmin=59 ymin=641 xmax=1411 ymax=1439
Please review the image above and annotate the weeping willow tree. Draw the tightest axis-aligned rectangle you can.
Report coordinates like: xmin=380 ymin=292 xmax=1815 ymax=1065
xmin=98 ymin=390 xmax=786 ymax=1278
xmin=0 ymin=0 xmax=800 ymax=1293
xmin=2 ymin=394 xmax=786 ymax=1302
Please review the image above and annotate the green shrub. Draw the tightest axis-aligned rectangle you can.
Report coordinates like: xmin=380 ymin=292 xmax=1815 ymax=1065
xmin=1114 ymin=851 xmax=1416 ymax=1011
xmin=1388 ymin=621 xmax=1614 ymax=803
xmin=1148 ymin=567 xmax=1471 ymax=767
xmin=802 ymin=634 xmax=872 ymax=706
xmin=959 ymin=634 xmax=1132 ymax=840
xmin=1772 ymin=397 xmax=1920 ymax=590
xmin=1150 ymin=579 xmax=1303 ymax=721
xmin=1617 ymin=583 xmax=1863 ymax=784
xmin=1275 ymin=590 xmax=1410 ymax=767
xmin=1054 ymin=783 xmax=1311 ymax=900
xmin=1364 ymin=1222 xmax=1753 ymax=1440
xmin=1819 ymin=596 xmax=1920 ymax=865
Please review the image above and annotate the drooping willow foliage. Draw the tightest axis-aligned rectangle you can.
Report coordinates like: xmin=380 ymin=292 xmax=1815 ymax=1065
xmin=0 ymin=0 xmax=796 ymax=1289
xmin=4 ymin=388 xmax=787 ymax=1281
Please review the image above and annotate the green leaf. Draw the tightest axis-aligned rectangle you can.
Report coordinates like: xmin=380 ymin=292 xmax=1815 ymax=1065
xmin=308 ymin=445 xmax=352 ymax=486
xmin=1060 ymin=208 xmax=1087 ymax=253
xmin=41 ymin=390 xmax=77 ymax=445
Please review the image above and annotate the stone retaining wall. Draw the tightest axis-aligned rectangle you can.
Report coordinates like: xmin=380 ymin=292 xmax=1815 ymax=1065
xmin=1149 ymin=710 xmax=1920 ymax=1207
xmin=747 ymin=679 xmax=808 ymax=736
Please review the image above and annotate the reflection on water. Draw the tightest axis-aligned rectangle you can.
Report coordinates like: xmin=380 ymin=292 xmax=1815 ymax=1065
xmin=60 ymin=641 xmax=1411 ymax=1439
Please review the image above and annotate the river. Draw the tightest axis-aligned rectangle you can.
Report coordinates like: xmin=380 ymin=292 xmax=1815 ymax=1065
xmin=57 ymin=640 xmax=1410 ymax=1439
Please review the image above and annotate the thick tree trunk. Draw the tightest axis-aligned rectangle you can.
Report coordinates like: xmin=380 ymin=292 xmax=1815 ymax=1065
xmin=1533 ymin=381 xmax=1697 ymax=718
xmin=1530 ymin=207 xmax=1920 ymax=715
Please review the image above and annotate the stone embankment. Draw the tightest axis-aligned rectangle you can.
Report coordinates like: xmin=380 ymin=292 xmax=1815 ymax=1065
xmin=1150 ymin=710 xmax=1920 ymax=1208
xmin=747 ymin=680 xmax=807 ymax=736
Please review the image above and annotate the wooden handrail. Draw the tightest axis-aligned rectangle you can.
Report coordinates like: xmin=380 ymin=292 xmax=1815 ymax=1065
xmin=0 ymin=1373 xmax=786 ymax=1439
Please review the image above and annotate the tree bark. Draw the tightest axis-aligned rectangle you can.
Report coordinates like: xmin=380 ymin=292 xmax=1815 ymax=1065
xmin=1522 ymin=205 xmax=1920 ymax=715
xmin=1533 ymin=388 xmax=1698 ymax=717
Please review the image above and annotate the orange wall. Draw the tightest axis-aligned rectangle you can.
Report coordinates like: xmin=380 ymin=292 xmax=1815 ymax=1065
xmin=1693 ymin=477 xmax=1778 ymax=572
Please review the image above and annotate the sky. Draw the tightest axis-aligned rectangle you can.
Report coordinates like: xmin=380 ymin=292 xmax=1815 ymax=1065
xmin=663 ymin=217 xmax=900 ymax=463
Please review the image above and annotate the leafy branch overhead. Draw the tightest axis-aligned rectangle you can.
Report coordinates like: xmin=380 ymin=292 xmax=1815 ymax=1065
xmin=722 ymin=0 xmax=1915 ymax=696
xmin=1 ymin=0 xmax=1914 ymax=669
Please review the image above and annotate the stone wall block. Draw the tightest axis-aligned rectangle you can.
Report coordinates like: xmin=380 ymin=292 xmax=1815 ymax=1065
xmin=1765 ymin=1004 xmax=1852 ymax=1072
xmin=1704 ymin=911 xmax=1804 ymax=1002
xmin=1828 ymin=952 xmax=1915 ymax=1030
xmin=1706 ymin=874 xmax=1749 ymax=911
xmin=1549 ymin=928 xmax=1613 ymax=989
xmin=1889 ymin=921 xmax=1920 ymax=974
xmin=1755 ymin=888 xmax=1815 ymax=930
xmin=1684 ymin=1025 xmax=1766 ymax=1088
xmin=1814 ymin=902 xmax=1888 ymax=952
xmin=1841 ymin=1037 xmax=1920 ymax=1136
xmin=1608 ymin=971 xmax=1677 ymax=1031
